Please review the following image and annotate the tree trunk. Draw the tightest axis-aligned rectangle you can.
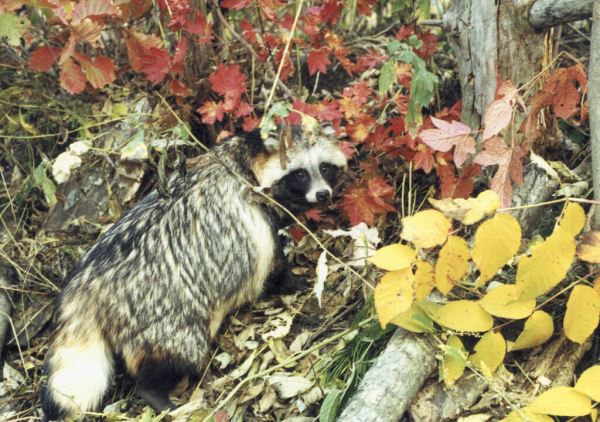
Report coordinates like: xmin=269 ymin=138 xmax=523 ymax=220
xmin=590 ymin=0 xmax=600 ymax=228
xmin=443 ymin=0 xmax=545 ymax=131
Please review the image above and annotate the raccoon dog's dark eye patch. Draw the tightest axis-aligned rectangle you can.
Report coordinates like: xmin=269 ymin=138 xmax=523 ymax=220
xmin=319 ymin=162 xmax=340 ymax=185
xmin=293 ymin=169 xmax=308 ymax=181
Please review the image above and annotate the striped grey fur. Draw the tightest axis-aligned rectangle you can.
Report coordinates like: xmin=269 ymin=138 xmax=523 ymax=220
xmin=40 ymin=126 xmax=347 ymax=420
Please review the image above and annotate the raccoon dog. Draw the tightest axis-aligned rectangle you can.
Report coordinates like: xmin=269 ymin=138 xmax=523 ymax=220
xmin=40 ymin=124 xmax=347 ymax=420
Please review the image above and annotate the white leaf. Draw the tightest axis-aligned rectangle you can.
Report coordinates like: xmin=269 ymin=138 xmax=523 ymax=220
xmin=530 ymin=150 xmax=559 ymax=180
xmin=314 ymin=251 xmax=328 ymax=307
xmin=267 ymin=375 xmax=313 ymax=399
xmin=52 ymin=151 xmax=82 ymax=184
xmin=68 ymin=140 xmax=92 ymax=155
xmin=325 ymin=222 xmax=381 ymax=267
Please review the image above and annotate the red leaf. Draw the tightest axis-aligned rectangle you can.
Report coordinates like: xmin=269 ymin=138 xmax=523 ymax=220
xmin=418 ymin=117 xmax=475 ymax=168
xmin=71 ymin=18 xmax=105 ymax=45
xmin=482 ymin=80 xmax=523 ymax=140
xmin=242 ymin=116 xmax=260 ymax=132
xmin=437 ymin=163 xmax=481 ymax=199
xmin=288 ymin=225 xmax=307 ymax=242
xmin=339 ymin=97 xmax=362 ymax=120
xmin=221 ymin=0 xmax=253 ymax=10
xmin=356 ymin=0 xmax=377 ymax=15
xmin=234 ymin=101 xmax=253 ymax=118
xmin=339 ymin=141 xmax=357 ymax=159
xmin=395 ymin=25 xmax=415 ymax=41
xmin=340 ymin=177 xmax=395 ymax=226
xmin=304 ymin=208 xmax=323 ymax=222
xmin=411 ymin=142 xmax=435 ymax=173
xmin=346 ymin=114 xmax=376 ymax=143
xmin=168 ymin=79 xmax=192 ymax=97
xmin=59 ymin=34 xmax=76 ymax=65
xmin=140 ymin=47 xmax=171 ymax=84
xmin=60 ymin=57 xmax=87 ymax=94
xmin=342 ymin=81 xmax=372 ymax=104
xmin=209 ymin=64 xmax=246 ymax=103
xmin=71 ymin=0 xmax=121 ymax=25
xmin=314 ymin=99 xmax=342 ymax=122
xmin=239 ymin=20 xmax=257 ymax=44
xmin=307 ymin=47 xmax=331 ymax=75
xmin=289 ymin=99 xmax=317 ymax=125
xmin=197 ymin=100 xmax=225 ymax=124
xmin=474 ymin=137 xmax=525 ymax=207
xmin=355 ymin=48 xmax=387 ymax=72
xmin=125 ymin=31 xmax=163 ymax=71
xmin=74 ymin=53 xmax=116 ymax=89
xmin=29 ymin=46 xmax=61 ymax=72
xmin=184 ymin=12 xmax=211 ymax=43
xmin=520 ymin=64 xmax=587 ymax=139
xmin=415 ymin=30 xmax=437 ymax=60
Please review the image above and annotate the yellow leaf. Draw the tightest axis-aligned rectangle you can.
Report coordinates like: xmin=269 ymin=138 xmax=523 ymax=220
xmin=479 ymin=284 xmax=536 ymax=319
xmin=441 ymin=335 xmax=467 ymax=386
xmin=557 ymin=202 xmax=585 ymax=237
xmin=370 ymin=243 xmax=417 ymax=271
xmin=574 ymin=365 xmax=600 ymax=402
xmin=435 ymin=235 xmax=470 ymax=294
xmin=525 ymin=387 xmax=592 ymax=416
xmin=508 ymin=311 xmax=554 ymax=351
xmin=577 ymin=231 xmax=600 ymax=264
xmin=427 ymin=300 xmax=493 ymax=333
xmin=414 ymin=259 xmax=434 ymax=301
xmin=400 ymin=209 xmax=451 ymax=249
xmin=374 ymin=269 xmax=415 ymax=328
xmin=564 ymin=285 xmax=600 ymax=344
xmin=469 ymin=331 xmax=506 ymax=376
xmin=594 ymin=276 xmax=600 ymax=296
xmin=391 ymin=303 xmax=435 ymax=333
xmin=501 ymin=410 xmax=554 ymax=422
xmin=472 ymin=213 xmax=521 ymax=285
xmin=429 ymin=190 xmax=500 ymax=225
xmin=516 ymin=226 xmax=575 ymax=300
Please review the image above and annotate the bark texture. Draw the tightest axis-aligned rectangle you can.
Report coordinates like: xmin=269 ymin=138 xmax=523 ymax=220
xmin=409 ymin=375 xmax=487 ymax=421
xmin=443 ymin=1 xmax=545 ymax=130
xmin=590 ymin=0 xmax=600 ymax=228
xmin=337 ymin=329 xmax=436 ymax=422
xmin=529 ymin=0 xmax=594 ymax=29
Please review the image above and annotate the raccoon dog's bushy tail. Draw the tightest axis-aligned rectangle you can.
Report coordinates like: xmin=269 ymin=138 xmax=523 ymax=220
xmin=40 ymin=320 xmax=114 ymax=421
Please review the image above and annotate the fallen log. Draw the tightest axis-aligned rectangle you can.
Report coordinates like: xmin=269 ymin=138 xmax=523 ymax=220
xmin=337 ymin=329 xmax=437 ymax=422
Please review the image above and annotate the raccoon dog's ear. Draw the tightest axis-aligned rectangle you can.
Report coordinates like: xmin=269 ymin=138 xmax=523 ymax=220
xmin=245 ymin=129 xmax=272 ymax=155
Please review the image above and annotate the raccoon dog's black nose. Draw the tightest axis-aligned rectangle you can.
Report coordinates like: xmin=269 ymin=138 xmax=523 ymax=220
xmin=316 ymin=190 xmax=331 ymax=203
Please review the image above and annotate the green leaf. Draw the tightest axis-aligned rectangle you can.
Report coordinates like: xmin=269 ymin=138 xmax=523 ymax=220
xmin=407 ymin=66 xmax=438 ymax=126
xmin=320 ymin=388 xmax=343 ymax=422
xmin=0 ymin=13 xmax=30 ymax=46
xmin=378 ymin=60 xmax=396 ymax=95
xmin=261 ymin=102 xmax=291 ymax=139
xmin=416 ymin=0 xmax=431 ymax=21
xmin=33 ymin=163 xmax=57 ymax=207
xmin=387 ymin=40 xmax=402 ymax=54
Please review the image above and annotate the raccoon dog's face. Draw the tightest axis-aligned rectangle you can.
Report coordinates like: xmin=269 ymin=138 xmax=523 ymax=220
xmin=254 ymin=125 xmax=347 ymax=211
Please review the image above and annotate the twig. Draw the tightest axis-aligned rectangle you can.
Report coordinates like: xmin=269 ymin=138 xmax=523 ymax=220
xmin=260 ymin=0 xmax=304 ymax=123
xmin=210 ymin=0 xmax=292 ymax=98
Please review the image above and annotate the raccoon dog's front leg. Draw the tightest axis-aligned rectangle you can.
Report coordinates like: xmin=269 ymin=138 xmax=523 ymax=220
xmin=265 ymin=236 xmax=308 ymax=294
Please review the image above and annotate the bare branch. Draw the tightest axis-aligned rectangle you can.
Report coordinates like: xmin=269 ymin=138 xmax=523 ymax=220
xmin=529 ymin=0 xmax=593 ymax=30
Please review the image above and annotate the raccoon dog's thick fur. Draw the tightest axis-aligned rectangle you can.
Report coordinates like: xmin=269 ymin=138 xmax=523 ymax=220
xmin=40 ymin=125 xmax=347 ymax=420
